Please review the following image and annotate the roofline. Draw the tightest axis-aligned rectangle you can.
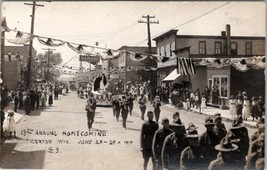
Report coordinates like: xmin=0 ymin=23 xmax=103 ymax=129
xmin=117 ymin=46 xmax=156 ymax=50
xmin=152 ymin=29 xmax=179 ymax=41
xmin=176 ymin=35 xmax=265 ymax=40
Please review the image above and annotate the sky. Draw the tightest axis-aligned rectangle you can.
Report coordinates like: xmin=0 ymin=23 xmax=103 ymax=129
xmin=1 ymin=1 xmax=266 ymax=69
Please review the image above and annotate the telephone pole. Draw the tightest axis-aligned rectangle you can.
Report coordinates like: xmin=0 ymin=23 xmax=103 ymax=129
xmin=25 ymin=0 xmax=44 ymax=90
xmin=138 ymin=15 xmax=159 ymax=102
xmin=42 ymin=48 xmax=56 ymax=82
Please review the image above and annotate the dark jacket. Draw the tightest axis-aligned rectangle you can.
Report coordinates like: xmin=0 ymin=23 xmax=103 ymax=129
xmin=152 ymin=128 xmax=173 ymax=160
xmin=140 ymin=120 xmax=159 ymax=150
xmin=199 ymin=131 xmax=220 ymax=164
xmin=162 ymin=133 xmax=189 ymax=169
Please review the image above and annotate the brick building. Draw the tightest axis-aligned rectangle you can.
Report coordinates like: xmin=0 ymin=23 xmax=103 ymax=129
xmin=153 ymin=25 xmax=265 ymax=106
xmin=3 ymin=44 xmax=37 ymax=90
xmin=117 ymin=46 xmax=156 ymax=82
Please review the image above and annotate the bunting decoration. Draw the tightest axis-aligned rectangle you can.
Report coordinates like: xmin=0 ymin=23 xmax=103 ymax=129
xmin=199 ymin=59 xmax=209 ymax=66
xmin=209 ymin=59 xmax=227 ymax=68
xmin=127 ymin=51 xmax=148 ymax=61
xmin=231 ymin=58 xmax=249 ymax=72
xmin=6 ymin=31 xmax=32 ymax=45
xmin=38 ymin=37 xmax=65 ymax=47
xmin=4 ymin=29 xmax=266 ymax=75
xmin=126 ymin=66 xmax=134 ymax=71
xmin=252 ymin=57 xmax=265 ymax=69
xmin=101 ymin=49 xmax=120 ymax=60
xmin=177 ymin=58 xmax=196 ymax=75
xmin=67 ymin=43 xmax=93 ymax=55
xmin=152 ymin=54 xmax=176 ymax=63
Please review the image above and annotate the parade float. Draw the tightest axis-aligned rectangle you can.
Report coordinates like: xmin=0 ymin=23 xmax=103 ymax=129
xmin=92 ymin=74 xmax=112 ymax=106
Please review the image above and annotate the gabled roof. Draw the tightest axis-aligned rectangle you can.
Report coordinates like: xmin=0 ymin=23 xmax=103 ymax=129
xmin=117 ymin=46 xmax=156 ymax=54
xmin=153 ymin=29 xmax=178 ymax=41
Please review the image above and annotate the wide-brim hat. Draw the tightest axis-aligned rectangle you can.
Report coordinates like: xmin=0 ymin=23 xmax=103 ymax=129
xmin=186 ymin=134 xmax=199 ymax=139
xmin=214 ymin=113 xmax=221 ymax=117
xmin=205 ymin=117 xmax=215 ymax=127
xmin=186 ymin=123 xmax=198 ymax=133
xmin=231 ymin=119 xmax=244 ymax=129
xmin=7 ymin=110 xmax=14 ymax=116
xmin=169 ymin=124 xmax=186 ymax=134
xmin=215 ymin=137 xmax=238 ymax=152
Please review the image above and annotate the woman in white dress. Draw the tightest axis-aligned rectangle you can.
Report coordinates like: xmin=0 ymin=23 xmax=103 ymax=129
xmin=201 ymin=95 xmax=207 ymax=109
xmin=3 ymin=110 xmax=16 ymax=137
xmin=229 ymin=95 xmax=237 ymax=120
xmin=242 ymin=96 xmax=250 ymax=121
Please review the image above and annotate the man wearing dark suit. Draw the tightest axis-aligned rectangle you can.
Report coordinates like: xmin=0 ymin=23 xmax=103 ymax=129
xmin=141 ymin=111 xmax=159 ymax=170
xmin=85 ymin=93 xmax=97 ymax=130
xmin=152 ymin=118 xmax=173 ymax=170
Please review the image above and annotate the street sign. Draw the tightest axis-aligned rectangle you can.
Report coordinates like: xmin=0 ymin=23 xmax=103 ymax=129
xmin=79 ymin=55 xmax=100 ymax=63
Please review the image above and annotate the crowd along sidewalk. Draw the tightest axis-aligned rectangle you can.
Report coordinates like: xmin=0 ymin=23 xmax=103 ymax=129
xmin=164 ymin=103 xmax=258 ymax=128
xmin=4 ymin=99 xmax=259 ymax=128
xmin=3 ymin=102 xmax=25 ymax=124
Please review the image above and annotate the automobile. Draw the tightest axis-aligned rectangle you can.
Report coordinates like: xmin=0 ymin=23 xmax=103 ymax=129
xmin=69 ymin=81 xmax=77 ymax=91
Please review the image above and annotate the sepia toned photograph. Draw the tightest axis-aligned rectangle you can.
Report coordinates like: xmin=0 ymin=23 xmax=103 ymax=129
xmin=0 ymin=1 xmax=266 ymax=169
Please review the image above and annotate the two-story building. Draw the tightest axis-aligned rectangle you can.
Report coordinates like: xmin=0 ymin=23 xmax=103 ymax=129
xmin=116 ymin=46 xmax=156 ymax=83
xmin=3 ymin=44 xmax=37 ymax=90
xmin=153 ymin=25 xmax=265 ymax=106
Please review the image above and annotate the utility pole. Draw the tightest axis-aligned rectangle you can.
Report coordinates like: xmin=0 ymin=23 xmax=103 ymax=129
xmin=42 ymin=48 xmax=56 ymax=83
xmin=25 ymin=0 xmax=44 ymax=90
xmin=138 ymin=15 xmax=159 ymax=103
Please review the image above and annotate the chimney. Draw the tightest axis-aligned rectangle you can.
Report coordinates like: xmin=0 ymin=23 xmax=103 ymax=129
xmin=221 ymin=31 xmax=226 ymax=37
xmin=226 ymin=24 xmax=231 ymax=55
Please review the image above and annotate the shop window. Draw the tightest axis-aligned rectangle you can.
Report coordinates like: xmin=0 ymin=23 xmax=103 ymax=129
xmin=212 ymin=76 xmax=228 ymax=98
xmin=245 ymin=42 xmax=252 ymax=55
xmin=199 ymin=41 xmax=206 ymax=54
xmin=215 ymin=42 xmax=222 ymax=55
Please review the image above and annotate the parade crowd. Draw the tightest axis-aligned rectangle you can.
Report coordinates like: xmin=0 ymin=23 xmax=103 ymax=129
xmin=82 ymin=81 xmax=265 ymax=170
xmin=0 ymin=82 xmax=69 ymax=138
xmin=1 ymin=79 xmax=265 ymax=170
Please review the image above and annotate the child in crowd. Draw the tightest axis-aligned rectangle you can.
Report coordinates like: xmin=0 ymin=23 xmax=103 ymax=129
xmin=186 ymin=98 xmax=190 ymax=112
xmin=201 ymin=95 xmax=207 ymax=109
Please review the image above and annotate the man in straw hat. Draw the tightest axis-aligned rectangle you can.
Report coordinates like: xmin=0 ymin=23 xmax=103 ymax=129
xmin=162 ymin=123 xmax=188 ymax=170
xmin=170 ymin=112 xmax=186 ymax=135
xmin=245 ymin=133 xmax=265 ymax=170
xmin=208 ymin=137 xmax=243 ymax=170
xmin=138 ymin=93 xmax=147 ymax=120
xmin=180 ymin=123 xmax=205 ymax=170
xmin=199 ymin=116 xmax=220 ymax=167
xmin=213 ymin=113 xmax=227 ymax=142
xmin=152 ymin=118 xmax=173 ymax=170
xmin=227 ymin=117 xmax=249 ymax=167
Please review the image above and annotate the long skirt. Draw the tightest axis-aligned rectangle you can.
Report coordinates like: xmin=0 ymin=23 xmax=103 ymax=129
xmin=48 ymin=96 xmax=53 ymax=105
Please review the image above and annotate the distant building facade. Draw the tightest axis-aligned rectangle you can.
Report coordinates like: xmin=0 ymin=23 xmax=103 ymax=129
xmin=153 ymin=25 xmax=265 ymax=106
xmin=3 ymin=44 xmax=37 ymax=90
xmin=117 ymin=46 xmax=156 ymax=83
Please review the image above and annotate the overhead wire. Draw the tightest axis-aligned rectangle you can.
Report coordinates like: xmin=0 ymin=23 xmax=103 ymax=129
xmin=42 ymin=21 xmax=138 ymax=40
xmin=171 ymin=2 xmax=230 ymax=29
xmin=97 ymin=22 xmax=138 ymax=43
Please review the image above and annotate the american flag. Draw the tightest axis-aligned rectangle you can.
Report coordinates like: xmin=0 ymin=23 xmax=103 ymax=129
xmin=177 ymin=58 xmax=196 ymax=75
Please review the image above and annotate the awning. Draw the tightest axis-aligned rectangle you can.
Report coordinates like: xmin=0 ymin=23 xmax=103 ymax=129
xmin=162 ymin=69 xmax=181 ymax=82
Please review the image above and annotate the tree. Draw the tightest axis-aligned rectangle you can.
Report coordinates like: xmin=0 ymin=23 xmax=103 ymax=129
xmin=36 ymin=51 xmax=63 ymax=82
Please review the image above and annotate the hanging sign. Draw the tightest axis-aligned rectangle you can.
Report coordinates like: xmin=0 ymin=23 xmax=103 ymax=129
xmin=79 ymin=55 xmax=100 ymax=63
